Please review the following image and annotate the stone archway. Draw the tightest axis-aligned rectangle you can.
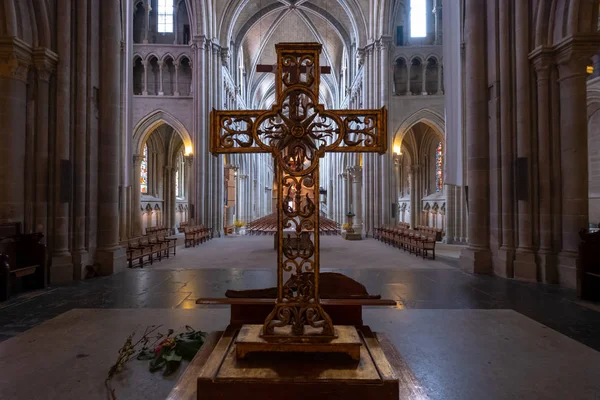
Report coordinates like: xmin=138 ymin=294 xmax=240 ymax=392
xmin=132 ymin=110 xmax=193 ymax=236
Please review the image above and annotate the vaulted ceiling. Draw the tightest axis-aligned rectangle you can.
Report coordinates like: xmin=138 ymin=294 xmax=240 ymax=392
xmin=215 ymin=0 xmax=369 ymax=109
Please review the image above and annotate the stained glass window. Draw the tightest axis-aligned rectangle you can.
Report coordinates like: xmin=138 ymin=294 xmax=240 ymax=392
xmin=157 ymin=0 xmax=174 ymax=33
xmin=435 ymin=141 xmax=443 ymax=192
xmin=140 ymin=144 xmax=148 ymax=194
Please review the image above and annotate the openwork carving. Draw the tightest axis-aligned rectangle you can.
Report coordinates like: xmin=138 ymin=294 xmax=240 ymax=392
xmin=210 ymin=43 xmax=387 ymax=340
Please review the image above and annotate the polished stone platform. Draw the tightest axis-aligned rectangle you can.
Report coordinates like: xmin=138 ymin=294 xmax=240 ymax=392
xmin=2 ymin=308 xmax=600 ymax=399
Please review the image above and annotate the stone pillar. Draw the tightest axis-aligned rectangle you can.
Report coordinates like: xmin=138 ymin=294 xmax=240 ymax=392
xmin=52 ymin=0 xmax=74 ymax=283
xmin=409 ymin=166 xmax=417 ymax=228
xmin=437 ymin=63 xmax=443 ymax=94
xmin=144 ymin=0 xmax=151 ymax=44
xmin=460 ymin=0 xmax=492 ymax=273
xmin=433 ymin=1 xmax=443 ymax=45
xmin=132 ymin=155 xmax=144 ymax=237
xmin=340 ymin=172 xmax=348 ymax=217
xmin=532 ymin=51 xmax=556 ymax=283
xmin=497 ymin=0 xmax=515 ymax=277
xmin=184 ymin=155 xmax=193 ymax=206
xmin=170 ymin=166 xmax=178 ymax=231
xmin=142 ymin=60 xmax=149 ymax=95
xmin=174 ymin=60 xmax=180 ymax=96
xmin=406 ymin=61 xmax=412 ymax=95
xmin=421 ymin=62 xmax=427 ymax=95
xmin=444 ymin=185 xmax=455 ymax=243
xmin=327 ymin=179 xmax=334 ymax=219
xmin=158 ymin=60 xmax=164 ymax=95
xmin=72 ymin=0 xmax=89 ymax=279
xmin=0 ymin=38 xmax=30 ymax=225
xmin=97 ymin=0 xmax=126 ymax=274
xmin=349 ymin=166 xmax=363 ymax=235
xmin=32 ymin=49 xmax=57 ymax=239
xmin=513 ymin=0 xmax=536 ymax=280
xmin=556 ymin=40 xmax=599 ymax=288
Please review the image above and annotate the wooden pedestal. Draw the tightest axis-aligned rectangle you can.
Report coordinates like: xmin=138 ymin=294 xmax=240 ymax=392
xmin=176 ymin=325 xmax=403 ymax=400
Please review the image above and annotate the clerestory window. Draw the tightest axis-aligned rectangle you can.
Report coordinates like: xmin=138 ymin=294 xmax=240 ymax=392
xmin=157 ymin=0 xmax=174 ymax=33
xmin=410 ymin=0 xmax=427 ymax=38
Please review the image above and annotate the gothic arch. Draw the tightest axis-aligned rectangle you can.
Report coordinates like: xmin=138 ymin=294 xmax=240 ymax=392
xmin=533 ymin=0 xmax=599 ymax=47
xmin=133 ymin=110 xmax=193 ymax=156
xmin=1 ymin=0 xmax=51 ymax=48
xmin=392 ymin=108 xmax=445 ymax=147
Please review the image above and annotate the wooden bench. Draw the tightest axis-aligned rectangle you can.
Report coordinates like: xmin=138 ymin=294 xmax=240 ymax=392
xmin=0 ymin=223 xmax=47 ymax=301
xmin=195 ymin=297 xmax=396 ymax=326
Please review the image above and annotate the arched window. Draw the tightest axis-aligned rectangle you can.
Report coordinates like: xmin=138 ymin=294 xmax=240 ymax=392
xmin=410 ymin=0 xmax=427 ymax=38
xmin=157 ymin=0 xmax=174 ymax=33
xmin=435 ymin=141 xmax=443 ymax=192
xmin=141 ymin=144 xmax=148 ymax=194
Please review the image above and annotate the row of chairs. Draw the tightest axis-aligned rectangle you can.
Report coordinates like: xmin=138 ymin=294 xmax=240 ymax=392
xmin=246 ymin=213 xmax=340 ymax=235
xmin=415 ymin=225 xmax=444 ymax=241
xmin=373 ymin=223 xmax=409 ymax=240
xmin=146 ymin=226 xmax=170 ymax=236
xmin=126 ymin=234 xmax=177 ymax=268
xmin=184 ymin=225 xmax=212 ymax=247
xmin=374 ymin=225 xmax=437 ymax=259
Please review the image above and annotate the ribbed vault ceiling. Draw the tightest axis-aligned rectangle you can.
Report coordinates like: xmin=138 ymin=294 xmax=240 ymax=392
xmin=220 ymin=0 xmax=363 ymax=109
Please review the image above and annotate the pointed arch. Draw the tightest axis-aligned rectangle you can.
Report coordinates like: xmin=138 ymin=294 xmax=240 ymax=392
xmin=393 ymin=108 xmax=445 ymax=146
xmin=133 ymin=109 xmax=193 ymax=156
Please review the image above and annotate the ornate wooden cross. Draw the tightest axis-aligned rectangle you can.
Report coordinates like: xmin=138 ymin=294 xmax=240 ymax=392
xmin=211 ymin=43 xmax=387 ymax=340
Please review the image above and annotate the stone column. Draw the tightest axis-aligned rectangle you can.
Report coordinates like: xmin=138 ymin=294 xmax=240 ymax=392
xmin=170 ymin=166 xmax=178 ymax=231
xmin=52 ymin=0 xmax=74 ymax=283
xmin=437 ymin=63 xmax=443 ymax=94
xmin=144 ymin=0 xmax=150 ymax=44
xmin=497 ymin=0 xmax=515 ymax=277
xmin=532 ymin=51 xmax=556 ymax=283
xmin=421 ymin=62 xmax=427 ymax=95
xmin=142 ymin=60 xmax=149 ymax=95
xmin=340 ymin=172 xmax=348 ymax=217
xmin=32 ymin=49 xmax=57 ymax=239
xmin=158 ymin=60 xmax=164 ymax=95
xmin=433 ymin=1 xmax=443 ymax=45
xmin=184 ymin=155 xmax=193 ymax=206
xmin=173 ymin=60 xmax=180 ymax=96
xmin=444 ymin=185 xmax=455 ymax=243
xmin=556 ymin=40 xmax=599 ymax=288
xmin=72 ymin=0 xmax=89 ymax=279
xmin=409 ymin=166 xmax=417 ymax=228
xmin=460 ymin=0 xmax=492 ymax=273
xmin=327 ymin=179 xmax=334 ymax=219
xmin=513 ymin=0 xmax=536 ymax=280
xmin=132 ymin=154 xmax=144 ymax=237
xmin=349 ymin=166 xmax=363 ymax=235
xmin=0 ymin=38 xmax=30 ymax=226
xmin=406 ymin=61 xmax=412 ymax=95
xmin=97 ymin=0 xmax=126 ymax=274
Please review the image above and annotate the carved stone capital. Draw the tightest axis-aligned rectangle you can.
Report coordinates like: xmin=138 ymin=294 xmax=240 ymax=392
xmin=0 ymin=37 xmax=33 ymax=83
xmin=221 ymin=47 xmax=230 ymax=66
xmin=133 ymin=154 xmax=145 ymax=166
xmin=554 ymin=35 xmax=600 ymax=80
xmin=190 ymin=35 xmax=207 ymax=51
xmin=32 ymin=47 xmax=58 ymax=83
xmin=356 ymin=49 xmax=365 ymax=66
xmin=348 ymin=166 xmax=363 ymax=182
xmin=184 ymin=154 xmax=194 ymax=165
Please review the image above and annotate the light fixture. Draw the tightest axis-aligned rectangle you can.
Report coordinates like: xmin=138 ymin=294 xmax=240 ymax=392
xmin=587 ymin=66 xmax=594 ymax=74
xmin=184 ymin=145 xmax=193 ymax=155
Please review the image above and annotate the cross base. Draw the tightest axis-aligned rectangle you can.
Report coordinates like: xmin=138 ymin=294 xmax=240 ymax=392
xmin=237 ymin=324 xmax=359 ymax=360
xmin=187 ymin=325 xmax=403 ymax=400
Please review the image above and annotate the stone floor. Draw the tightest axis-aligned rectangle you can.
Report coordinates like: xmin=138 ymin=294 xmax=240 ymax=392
xmin=1 ymin=235 xmax=600 ymax=399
